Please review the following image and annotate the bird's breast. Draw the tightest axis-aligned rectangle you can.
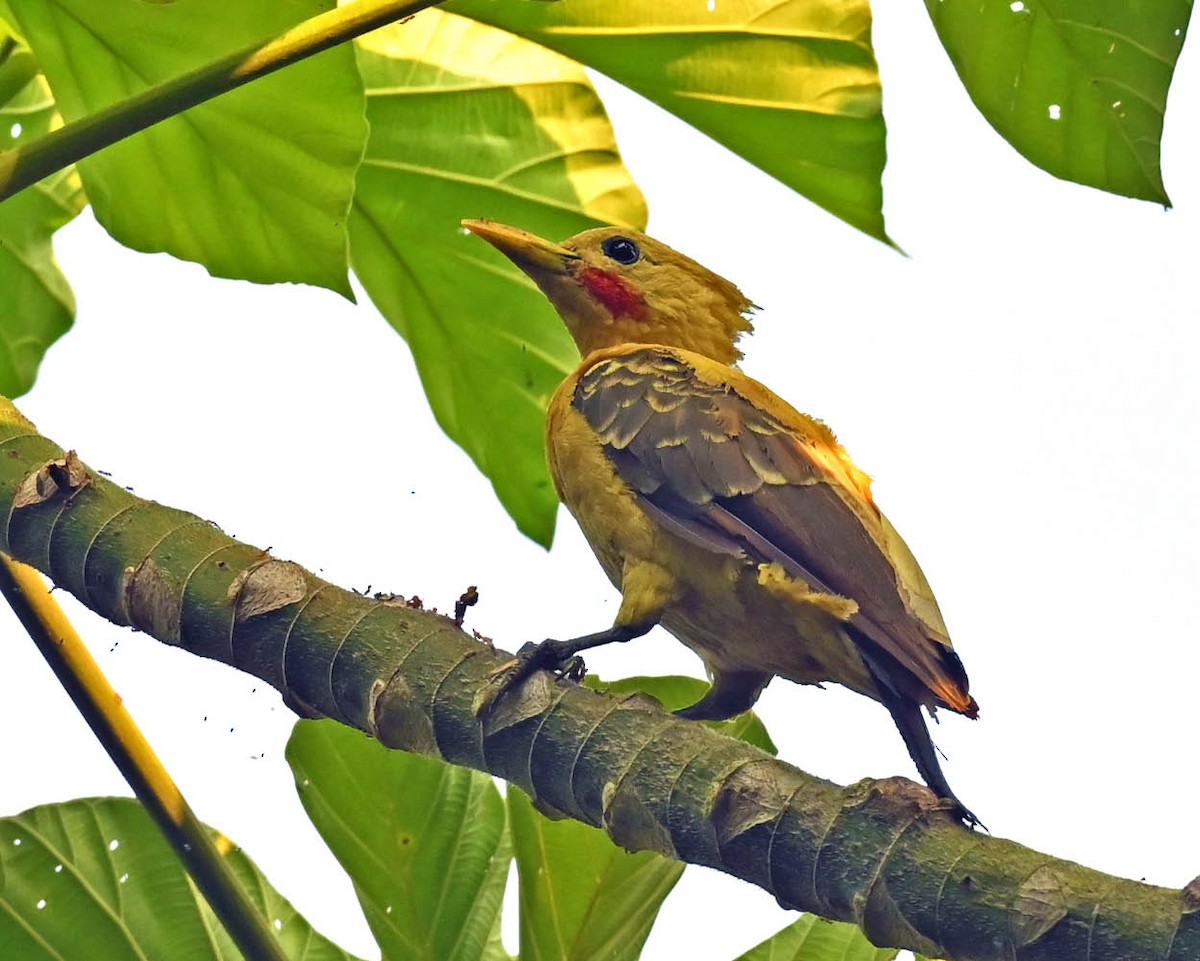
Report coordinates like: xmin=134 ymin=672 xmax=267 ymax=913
xmin=546 ymin=377 xmax=657 ymax=584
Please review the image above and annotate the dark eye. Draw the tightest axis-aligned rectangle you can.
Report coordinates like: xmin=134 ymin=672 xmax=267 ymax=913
xmin=601 ymin=236 xmax=641 ymax=265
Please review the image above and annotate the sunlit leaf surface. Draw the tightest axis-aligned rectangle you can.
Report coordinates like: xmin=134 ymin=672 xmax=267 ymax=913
xmin=349 ymin=9 xmax=646 ymax=545
xmin=448 ymin=0 xmax=889 ymax=241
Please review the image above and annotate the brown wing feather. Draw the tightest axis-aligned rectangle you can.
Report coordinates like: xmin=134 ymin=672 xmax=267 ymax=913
xmin=574 ymin=347 xmax=975 ymax=715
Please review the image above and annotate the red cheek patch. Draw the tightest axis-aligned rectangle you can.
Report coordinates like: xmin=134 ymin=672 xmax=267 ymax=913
xmin=579 ymin=267 xmax=647 ymax=320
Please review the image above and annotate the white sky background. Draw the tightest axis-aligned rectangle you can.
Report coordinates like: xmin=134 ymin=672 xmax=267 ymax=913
xmin=2 ymin=5 xmax=1198 ymax=960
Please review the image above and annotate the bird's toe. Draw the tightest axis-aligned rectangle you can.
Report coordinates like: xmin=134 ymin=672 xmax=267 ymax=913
xmin=474 ymin=639 xmax=587 ymax=717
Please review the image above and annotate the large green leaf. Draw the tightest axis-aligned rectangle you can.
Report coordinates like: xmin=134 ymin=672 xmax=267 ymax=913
xmin=287 ymin=719 xmax=512 ymax=961
xmin=6 ymin=0 xmax=365 ymax=294
xmin=0 ymin=53 xmax=84 ymax=397
xmin=925 ymin=0 xmax=1190 ymax=203
xmin=447 ymin=0 xmax=888 ymax=242
xmin=736 ymin=914 xmax=898 ymax=961
xmin=348 ymin=9 xmax=646 ymax=545
xmin=507 ymin=785 xmax=681 ymax=961
xmin=0 ymin=797 xmax=359 ymax=961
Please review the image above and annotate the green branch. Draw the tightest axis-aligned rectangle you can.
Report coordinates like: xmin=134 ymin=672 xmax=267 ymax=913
xmin=0 ymin=0 xmax=439 ymax=201
xmin=0 ymin=395 xmax=1196 ymax=961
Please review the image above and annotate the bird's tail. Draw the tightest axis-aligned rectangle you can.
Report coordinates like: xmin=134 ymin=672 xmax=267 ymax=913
xmin=852 ymin=621 xmax=979 ymax=718
xmin=930 ymin=647 xmax=978 ymax=718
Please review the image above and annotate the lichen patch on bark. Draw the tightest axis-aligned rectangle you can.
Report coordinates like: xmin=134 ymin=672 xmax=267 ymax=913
xmin=126 ymin=558 xmax=182 ymax=643
xmin=12 ymin=452 xmax=89 ymax=508
xmin=861 ymin=873 xmax=944 ymax=959
xmin=374 ymin=674 xmax=441 ymax=758
xmin=228 ymin=559 xmax=307 ymax=621
xmin=479 ymin=670 xmax=559 ymax=735
xmin=1010 ymin=865 xmax=1068 ymax=946
xmin=858 ymin=775 xmax=943 ymax=814
xmin=1184 ymin=875 xmax=1200 ymax=913
xmin=603 ymin=778 xmax=676 ymax=857
xmin=712 ymin=758 xmax=798 ymax=844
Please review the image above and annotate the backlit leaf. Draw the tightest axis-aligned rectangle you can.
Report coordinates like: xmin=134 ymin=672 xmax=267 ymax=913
xmin=585 ymin=674 xmax=778 ymax=755
xmin=7 ymin=0 xmax=365 ymax=293
xmin=0 ymin=58 xmax=83 ymax=397
xmin=925 ymin=0 xmax=1190 ymax=203
xmin=448 ymin=0 xmax=889 ymax=242
xmin=348 ymin=9 xmax=646 ymax=545
xmin=0 ymin=797 xmax=359 ymax=961
xmin=736 ymin=914 xmax=898 ymax=961
xmin=508 ymin=786 xmax=681 ymax=961
xmin=287 ymin=719 xmax=511 ymax=961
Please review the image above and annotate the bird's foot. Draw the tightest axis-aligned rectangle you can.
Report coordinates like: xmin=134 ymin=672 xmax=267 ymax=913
xmin=475 ymin=639 xmax=587 ymax=716
xmin=507 ymin=639 xmax=589 ymax=684
xmin=945 ymin=796 xmax=986 ymax=832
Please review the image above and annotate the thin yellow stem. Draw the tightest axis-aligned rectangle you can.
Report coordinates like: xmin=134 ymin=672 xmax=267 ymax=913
xmin=0 ymin=0 xmax=440 ymax=201
xmin=0 ymin=554 xmax=291 ymax=961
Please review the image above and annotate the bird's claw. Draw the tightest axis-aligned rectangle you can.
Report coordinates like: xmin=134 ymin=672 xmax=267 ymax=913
xmin=946 ymin=798 xmax=986 ymax=832
xmin=476 ymin=639 xmax=588 ymax=716
xmin=510 ymin=640 xmax=588 ymax=682
xmin=558 ymin=655 xmax=587 ymax=683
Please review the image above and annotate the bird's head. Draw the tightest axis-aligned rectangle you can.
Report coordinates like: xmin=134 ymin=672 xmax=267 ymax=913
xmin=463 ymin=220 xmax=755 ymax=364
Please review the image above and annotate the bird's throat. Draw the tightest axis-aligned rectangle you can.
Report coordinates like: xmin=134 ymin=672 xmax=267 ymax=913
xmin=579 ymin=267 xmax=647 ymax=321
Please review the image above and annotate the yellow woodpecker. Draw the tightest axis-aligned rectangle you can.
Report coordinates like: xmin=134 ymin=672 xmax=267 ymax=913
xmin=464 ymin=219 xmax=981 ymax=825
